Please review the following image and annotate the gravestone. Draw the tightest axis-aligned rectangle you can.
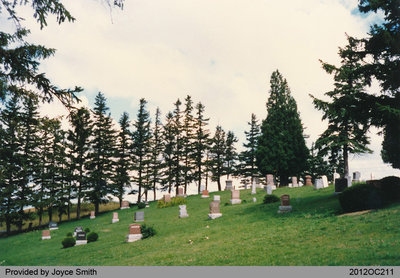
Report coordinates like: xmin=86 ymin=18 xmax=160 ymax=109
xmin=134 ymin=211 xmax=144 ymax=222
xmin=120 ymin=200 xmax=130 ymax=210
xmin=76 ymin=231 xmax=87 ymax=245
xmin=346 ymin=175 xmax=352 ymax=187
xmin=334 ymin=178 xmax=348 ymax=193
xmin=264 ymin=184 xmax=273 ymax=195
xmin=208 ymin=201 xmax=222 ymax=219
xmin=292 ymin=176 xmax=298 ymax=187
xmin=333 ymin=172 xmax=340 ymax=180
xmin=201 ymin=190 xmax=209 ymax=198
xmin=255 ymin=177 xmax=262 ymax=188
xmin=73 ymin=226 xmax=83 ymax=237
xmin=42 ymin=230 xmax=51 ymax=240
xmin=322 ymin=175 xmax=329 ymax=188
xmin=278 ymin=194 xmax=292 ymax=213
xmin=177 ymin=187 xmax=186 ymax=197
xmin=253 ymin=197 xmax=257 ymax=203
xmin=112 ymin=212 xmax=119 ymax=223
xmin=163 ymin=194 xmax=171 ymax=203
xmin=225 ymin=180 xmax=233 ymax=191
xmin=145 ymin=201 xmax=149 ymax=208
xmin=126 ymin=224 xmax=142 ymax=242
xmin=305 ymin=175 xmax=312 ymax=186
xmin=49 ymin=221 xmax=58 ymax=230
xmin=266 ymin=174 xmax=274 ymax=185
xmin=230 ymin=190 xmax=242 ymax=204
xmin=213 ymin=195 xmax=220 ymax=202
xmin=314 ymin=178 xmax=323 ymax=189
xmin=90 ymin=211 xmax=95 ymax=219
xmin=352 ymin=171 xmax=361 ymax=182
xmin=251 ymin=180 xmax=256 ymax=195
xmin=179 ymin=205 xmax=189 ymax=218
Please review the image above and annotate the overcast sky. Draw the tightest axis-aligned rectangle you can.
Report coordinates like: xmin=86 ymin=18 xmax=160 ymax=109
xmin=8 ymin=0 xmax=400 ymax=180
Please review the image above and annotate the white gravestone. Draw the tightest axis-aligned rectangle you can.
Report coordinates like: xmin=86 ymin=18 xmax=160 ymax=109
xmin=346 ymin=175 xmax=352 ymax=187
xmin=213 ymin=195 xmax=220 ymax=202
xmin=251 ymin=181 xmax=256 ymax=195
xmin=314 ymin=178 xmax=323 ymax=189
xmin=179 ymin=205 xmax=189 ymax=218
xmin=322 ymin=175 xmax=329 ymax=188
xmin=292 ymin=176 xmax=298 ymax=187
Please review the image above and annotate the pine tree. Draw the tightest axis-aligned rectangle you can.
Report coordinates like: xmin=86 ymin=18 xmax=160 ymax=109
xmin=238 ymin=114 xmax=261 ymax=183
xmin=67 ymin=107 xmax=92 ymax=219
xmin=193 ymin=102 xmax=210 ymax=193
xmin=209 ymin=125 xmax=226 ymax=191
xmin=86 ymin=92 xmax=116 ymax=214
xmin=148 ymin=108 xmax=163 ymax=200
xmin=113 ymin=112 xmax=132 ymax=206
xmin=182 ymin=95 xmax=196 ymax=194
xmin=225 ymin=131 xmax=238 ymax=179
xmin=310 ymin=37 xmax=372 ymax=177
xmin=256 ymin=70 xmax=309 ymax=185
xmin=132 ymin=98 xmax=151 ymax=203
xmin=171 ymin=99 xmax=185 ymax=195
xmin=162 ymin=112 xmax=176 ymax=194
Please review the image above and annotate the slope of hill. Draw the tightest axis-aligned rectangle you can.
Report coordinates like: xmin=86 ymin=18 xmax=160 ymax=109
xmin=0 ymin=186 xmax=399 ymax=266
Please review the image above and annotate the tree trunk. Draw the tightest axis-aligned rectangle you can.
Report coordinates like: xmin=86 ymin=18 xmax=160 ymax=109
xmin=153 ymin=181 xmax=156 ymax=201
xmin=95 ymin=202 xmax=99 ymax=215
xmin=343 ymin=143 xmax=349 ymax=178
xmin=217 ymin=176 xmax=221 ymax=191
xmin=77 ymin=195 xmax=81 ymax=220
xmin=48 ymin=207 xmax=53 ymax=222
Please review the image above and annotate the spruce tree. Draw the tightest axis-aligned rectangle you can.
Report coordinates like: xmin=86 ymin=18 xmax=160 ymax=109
xmin=310 ymin=37 xmax=372 ymax=177
xmin=113 ymin=112 xmax=132 ymax=206
xmin=225 ymin=131 xmax=238 ymax=179
xmin=238 ymin=114 xmax=261 ymax=183
xmin=86 ymin=92 xmax=116 ymax=214
xmin=182 ymin=96 xmax=196 ymax=194
xmin=67 ymin=107 xmax=92 ymax=219
xmin=209 ymin=125 xmax=226 ymax=191
xmin=132 ymin=98 xmax=151 ymax=203
xmin=193 ymin=102 xmax=210 ymax=193
xmin=256 ymin=70 xmax=309 ymax=185
xmin=149 ymin=108 xmax=163 ymax=200
xmin=162 ymin=112 xmax=176 ymax=194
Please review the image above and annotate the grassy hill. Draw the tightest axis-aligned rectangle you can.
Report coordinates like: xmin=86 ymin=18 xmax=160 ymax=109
xmin=0 ymin=185 xmax=399 ymax=266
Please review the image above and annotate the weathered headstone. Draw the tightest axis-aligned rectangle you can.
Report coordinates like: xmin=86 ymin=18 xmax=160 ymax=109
xmin=49 ymin=221 xmax=58 ymax=230
xmin=120 ymin=200 xmax=130 ymax=210
xmin=163 ymin=194 xmax=171 ymax=203
xmin=251 ymin=180 xmax=256 ymax=195
xmin=314 ymin=178 xmax=323 ymax=189
xmin=305 ymin=175 xmax=312 ymax=186
xmin=201 ymin=190 xmax=209 ymax=198
xmin=346 ymin=175 xmax=352 ymax=187
xmin=73 ymin=226 xmax=83 ymax=237
xmin=179 ymin=205 xmax=189 ymax=218
xmin=208 ymin=201 xmax=222 ymax=219
xmin=230 ymin=190 xmax=242 ymax=204
xmin=112 ymin=212 xmax=119 ymax=223
xmin=225 ymin=180 xmax=233 ymax=191
xmin=322 ymin=175 xmax=329 ymax=188
xmin=134 ymin=211 xmax=144 ymax=222
xmin=42 ymin=230 xmax=51 ymax=240
xmin=352 ymin=171 xmax=361 ymax=182
xmin=90 ymin=211 xmax=95 ymax=219
xmin=213 ymin=195 xmax=220 ymax=202
xmin=126 ymin=224 xmax=142 ymax=242
xmin=177 ymin=187 xmax=186 ymax=197
xmin=76 ymin=231 xmax=87 ymax=245
xmin=278 ymin=194 xmax=292 ymax=213
xmin=292 ymin=176 xmax=298 ymax=187
xmin=334 ymin=178 xmax=348 ymax=193
xmin=264 ymin=184 xmax=273 ymax=195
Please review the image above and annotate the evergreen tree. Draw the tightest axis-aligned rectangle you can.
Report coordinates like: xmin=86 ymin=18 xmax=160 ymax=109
xmin=238 ymin=113 xmax=261 ymax=183
xmin=182 ymin=95 xmax=196 ymax=194
xmin=209 ymin=125 xmax=226 ymax=191
xmin=67 ymin=107 xmax=92 ymax=219
xmin=113 ymin=112 xmax=132 ymax=206
xmin=225 ymin=131 xmax=238 ymax=179
xmin=310 ymin=37 xmax=372 ymax=177
xmin=256 ymin=70 xmax=309 ymax=185
xmin=162 ymin=112 xmax=175 ymax=194
xmin=132 ymin=98 xmax=151 ymax=203
xmin=86 ymin=92 xmax=116 ymax=214
xmin=149 ymin=107 xmax=163 ymax=200
xmin=193 ymin=102 xmax=210 ymax=193
xmin=171 ymin=99 xmax=185 ymax=195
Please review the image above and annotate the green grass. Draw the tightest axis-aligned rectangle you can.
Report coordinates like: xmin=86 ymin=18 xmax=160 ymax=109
xmin=0 ymin=186 xmax=399 ymax=266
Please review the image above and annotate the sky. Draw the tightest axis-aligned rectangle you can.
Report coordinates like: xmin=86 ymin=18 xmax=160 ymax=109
xmin=5 ymin=0 xmax=400 ymax=187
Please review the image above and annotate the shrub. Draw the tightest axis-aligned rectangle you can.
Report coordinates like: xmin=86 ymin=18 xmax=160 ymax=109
xmin=141 ymin=224 xmax=156 ymax=239
xmin=137 ymin=202 xmax=146 ymax=209
xmin=380 ymin=176 xmax=400 ymax=203
xmin=242 ymin=199 xmax=247 ymax=203
xmin=84 ymin=228 xmax=90 ymax=233
xmin=62 ymin=237 xmax=76 ymax=248
xmin=157 ymin=197 xmax=186 ymax=208
xmin=66 ymin=232 xmax=72 ymax=237
xmin=224 ymin=202 xmax=230 ymax=206
xmin=339 ymin=183 xmax=385 ymax=212
xmin=263 ymin=195 xmax=280 ymax=204
xmin=87 ymin=232 xmax=98 ymax=243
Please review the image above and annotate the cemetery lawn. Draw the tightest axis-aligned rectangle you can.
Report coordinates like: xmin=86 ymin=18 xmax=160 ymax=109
xmin=1 ymin=186 xmax=399 ymax=266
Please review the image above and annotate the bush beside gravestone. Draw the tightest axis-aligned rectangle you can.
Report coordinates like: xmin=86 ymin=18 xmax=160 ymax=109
xmin=157 ymin=197 xmax=186 ymax=208
xmin=87 ymin=232 xmax=98 ymax=243
xmin=339 ymin=183 xmax=385 ymax=212
xmin=263 ymin=195 xmax=280 ymax=204
xmin=62 ymin=236 xmax=76 ymax=248
xmin=137 ymin=202 xmax=146 ymax=209
xmin=141 ymin=224 xmax=156 ymax=239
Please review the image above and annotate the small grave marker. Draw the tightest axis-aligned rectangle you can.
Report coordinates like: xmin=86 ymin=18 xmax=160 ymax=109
xmin=208 ymin=201 xmax=222 ymax=219
xmin=179 ymin=205 xmax=189 ymax=218
xmin=163 ymin=194 xmax=171 ymax=203
xmin=42 ymin=230 xmax=51 ymax=240
xmin=134 ymin=211 xmax=144 ymax=222
xmin=230 ymin=190 xmax=241 ymax=204
xmin=177 ymin=187 xmax=186 ymax=198
xmin=322 ymin=175 xmax=329 ymax=188
xmin=126 ymin=224 xmax=142 ymax=242
xmin=112 ymin=212 xmax=119 ymax=223
xmin=334 ymin=178 xmax=348 ymax=193
xmin=49 ymin=221 xmax=58 ymax=230
xmin=225 ymin=180 xmax=233 ymax=191
xmin=76 ymin=231 xmax=87 ymax=245
xmin=314 ymin=178 xmax=323 ymax=189
xmin=73 ymin=226 xmax=83 ymax=237
xmin=305 ymin=175 xmax=312 ymax=186
xmin=120 ymin=201 xmax=130 ymax=210
xmin=292 ymin=176 xmax=298 ymax=187
xmin=201 ymin=190 xmax=209 ymax=198
xmin=90 ymin=211 xmax=95 ymax=219
xmin=278 ymin=194 xmax=292 ymax=213
xmin=213 ymin=195 xmax=220 ymax=202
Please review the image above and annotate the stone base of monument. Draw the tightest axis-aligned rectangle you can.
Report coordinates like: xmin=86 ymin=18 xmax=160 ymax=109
xmin=208 ymin=213 xmax=222 ymax=220
xmin=271 ymin=185 xmax=277 ymax=190
xmin=201 ymin=195 xmax=209 ymax=198
xmin=90 ymin=216 xmax=95 ymax=219
xmin=76 ymin=240 xmax=87 ymax=245
xmin=42 ymin=236 xmax=51 ymax=240
xmin=179 ymin=213 xmax=189 ymax=218
xmin=126 ymin=234 xmax=142 ymax=242
xmin=120 ymin=207 xmax=129 ymax=210
xmin=49 ymin=227 xmax=58 ymax=230
xmin=230 ymin=199 xmax=242 ymax=204
xmin=278 ymin=205 xmax=292 ymax=213
xmin=177 ymin=194 xmax=187 ymax=198
xmin=112 ymin=219 xmax=119 ymax=223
